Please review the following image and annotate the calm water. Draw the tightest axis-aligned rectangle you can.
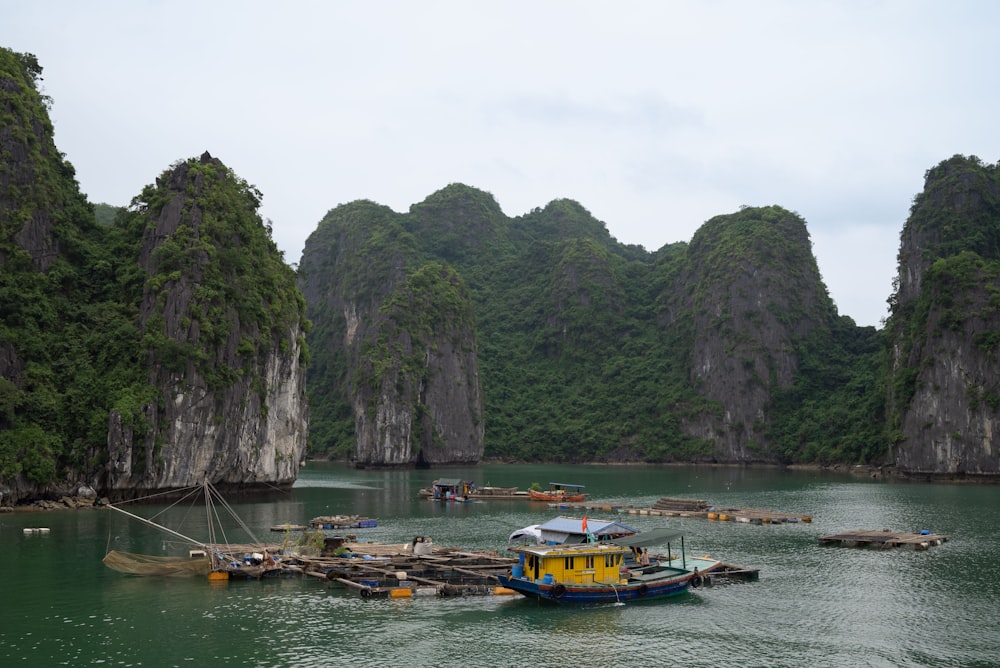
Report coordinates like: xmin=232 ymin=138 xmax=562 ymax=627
xmin=3 ymin=463 xmax=999 ymax=667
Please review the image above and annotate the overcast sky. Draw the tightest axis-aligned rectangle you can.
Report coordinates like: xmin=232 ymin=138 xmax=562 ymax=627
xmin=5 ymin=1 xmax=999 ymax=328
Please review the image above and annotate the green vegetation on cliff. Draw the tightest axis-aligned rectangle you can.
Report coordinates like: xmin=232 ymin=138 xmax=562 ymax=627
xmin=303 ymin=187 xmax=887 ymax=465
xmin=0 ymin=48 xmax=305 ymax=491
xmin=0 ymin=48 xmax=136 ymax=484
xmin=885 ymin=155 xmax=1000 ymax=441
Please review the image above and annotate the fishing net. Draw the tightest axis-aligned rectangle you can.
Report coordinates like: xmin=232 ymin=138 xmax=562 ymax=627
xmin=102 ymin=550 xmax=212 ymax=577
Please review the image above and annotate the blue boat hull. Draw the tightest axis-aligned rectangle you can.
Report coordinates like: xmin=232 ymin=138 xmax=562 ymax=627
xmin=496 ymin=574 xmax=690 ymax=604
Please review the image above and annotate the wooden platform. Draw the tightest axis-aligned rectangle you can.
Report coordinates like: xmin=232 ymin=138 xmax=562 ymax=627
xmin=294 ymin=543 xmax=519 ymax=598
xmin=817 ymin=529 xmax=949 ymax=550
xmin=551 ymin=496 xmax=813 ymax=525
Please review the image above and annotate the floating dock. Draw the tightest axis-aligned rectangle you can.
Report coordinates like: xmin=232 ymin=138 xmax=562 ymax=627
xmin=297 ymin=543 xmax=519 ymax=598
xmin=309 ymin=515 xmax=378 ymax=529
xmin=418 ymin=487 xmax=531 ymax=500
xmin=549 ymin=496 xmax=813 ymax=525
xmin=270 ymin=523 xmax=309 ymax=532
xmin=289 ymin=542 xmax=759 ymax=598
xmin=817 ymin=530 xmax=949 ymax=550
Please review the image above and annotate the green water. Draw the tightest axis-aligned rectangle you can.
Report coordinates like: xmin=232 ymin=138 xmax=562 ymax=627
xmin=3 ymin=463 xmax=999 ymax=667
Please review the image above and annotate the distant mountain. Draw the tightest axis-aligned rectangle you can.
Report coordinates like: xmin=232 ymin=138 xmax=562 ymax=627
xmin=300 ymin=189 xmax=887 ymax=468
xmin=4 ymin=44 xmax=999 ymax=491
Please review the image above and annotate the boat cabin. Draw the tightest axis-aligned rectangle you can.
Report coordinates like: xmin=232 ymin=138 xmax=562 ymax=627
xmin=511 ymin=543 xmax=630 ymax=586
xmin=429 ymin=478 xmax=474 ymax=500
xmin=547 ymin=482 xmax=585 ymax=494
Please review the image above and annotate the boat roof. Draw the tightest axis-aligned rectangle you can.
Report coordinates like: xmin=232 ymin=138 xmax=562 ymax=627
xmin=548 ymin=482 xmax=585 ymax=488
xmin=537 ymin=516 xmax=636 ymax=540
xmin=613 ymin=527 xmax=685 ymax=548
xmin=510 ymin=542 xmax=628 ymax=557
xmin=433 ymin=478 xmax=465 ymax=487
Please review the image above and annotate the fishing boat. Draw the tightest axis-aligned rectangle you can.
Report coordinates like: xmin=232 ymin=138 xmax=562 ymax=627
xmin=102 ymin=480 xmax=286 ymax=581
xmin=417 ymin=479 xmax=527 ymax=500
xmin=527 ymin=482 xmax=586 ymax=502
xmin=420 ymin=478 xmax=476 ymax=501
xmin=497 ymin=528 xmax=718 ymax=604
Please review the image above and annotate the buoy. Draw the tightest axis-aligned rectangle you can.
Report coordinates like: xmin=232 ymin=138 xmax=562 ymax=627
xmin=390 ymin=588 xmax=413 ymax=598
xmin=208 ymin=571 xmax=229 ymax=582
xmin=707 ymin=512 xmax=718 ymax=520
xmin=492 ymin=586 xmax=517 ymax=596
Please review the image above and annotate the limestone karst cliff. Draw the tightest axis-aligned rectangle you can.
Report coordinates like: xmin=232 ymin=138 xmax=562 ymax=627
xmin=104 ymin=153 xmax=309 ymax=494
xmin=887 ymin=155 xmax=1000 ymax=475
xmin=0 ymin=47 xmax=308 ymax=503
xmin=662 ymin=206 xmax=842 ymax=462
xmin=299 ymin=185 xmax=887 ymax=469
xmin=298 ymin=198 xmax=483 ymax=467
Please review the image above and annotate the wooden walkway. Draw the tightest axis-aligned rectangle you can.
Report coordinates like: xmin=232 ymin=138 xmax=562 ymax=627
xmin=817 ymin=529 xmax=950 ymax=550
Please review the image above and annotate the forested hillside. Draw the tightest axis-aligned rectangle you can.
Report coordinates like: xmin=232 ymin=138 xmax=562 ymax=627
xmin=301 ymin=187 xmax=885 ymax=466
xmin=5 ymin=44 xmax=999 ymax=489
xmin=0 ymin=48 xmax=307 ymax=503
xmin=886 ymin=155 xmax=1000 ymax=475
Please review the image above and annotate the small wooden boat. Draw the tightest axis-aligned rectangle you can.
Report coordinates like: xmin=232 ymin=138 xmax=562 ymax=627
xmin=497 ymin=528 xmax=718 ymax=604
xmin=527 ymin=482 xmax=586 ymax=502
xmin=103 ymin=481 xmax=287 ymax=581
xmin=309 ymin=515 xmax=378 ymax=529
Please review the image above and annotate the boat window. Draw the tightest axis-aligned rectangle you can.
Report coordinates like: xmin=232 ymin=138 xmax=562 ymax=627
xmin=565 ymin=557 xmax=574 ymax=570
xmin=585 ymin=556 xmax=595 ymax=569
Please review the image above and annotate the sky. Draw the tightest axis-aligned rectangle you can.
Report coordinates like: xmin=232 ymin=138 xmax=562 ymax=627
xmin=4 ymin=1 xmax=1000 ymax=328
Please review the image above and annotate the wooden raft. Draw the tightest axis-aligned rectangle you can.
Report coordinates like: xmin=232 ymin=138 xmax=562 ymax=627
xmin=817 ymin=529 xmax=950 ymax=550
xmin=297 ymin=543 xmax=519 ymax=599
xmin=553 ymin=496 xmax=813 ymax=524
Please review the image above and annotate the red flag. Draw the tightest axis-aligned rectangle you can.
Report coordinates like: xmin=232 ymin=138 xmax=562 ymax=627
xmin=581 ymin=515 xmax=588 ymax=533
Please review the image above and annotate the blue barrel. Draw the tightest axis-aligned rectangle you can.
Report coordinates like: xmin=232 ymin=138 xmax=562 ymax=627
xmin=542 ymin=573 xmax=554 ymax=584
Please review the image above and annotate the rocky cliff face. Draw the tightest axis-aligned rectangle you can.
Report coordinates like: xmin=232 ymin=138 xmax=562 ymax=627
xmin=887 ymin=156 xmax=1000 ymax=475
xmin=104 ymin=153 xmax=308 ymax=495
xmin=299 ymin=200 xmax=484 ymax=466
xmin=351 ymin=264 xmax=483 ymax=466
xmin=1 ymin=47 xmax=309 ymax=503
xmin=666 ymin=206 xmax=837 ymax=462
